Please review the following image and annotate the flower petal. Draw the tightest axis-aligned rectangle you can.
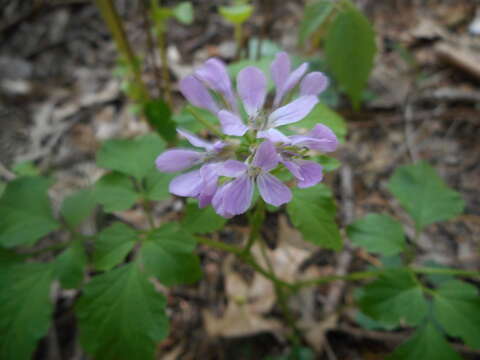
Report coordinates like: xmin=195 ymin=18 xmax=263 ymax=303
xmin=252 ymin=140 xmax=279 ymax=172
xmin=274 ymin=62 xmax=308 ymax=107
xmin=169 ymin=170 xmax=202 ymax=197
xmin=290 ymin=124 xmax=339 ymax=152
xmin=237 ymin=66 xmax=267 ymax=117
xmin=269 ymin=95 xmax=318 ymax=127
xmin=282 ymin=160 xmax=304 ymax=181
xmin=256 ymin=172 xmax=292 ymax=206
xmin=223 ymin=174 xmax=254 ymax=215
xmin=177 ymin=128 xmax=213 ymax=150
xmin=300 ymin=72 xmax=329 ymax=97
xmin=179 ymin=75 xmax=219 ymax=114
xmin=156 ymin=149 xmax=203 ymax=172
xmin=257 ymin=128 xmax=291 ymax=144
xmin=216 ymin=160 xmax=248 ymax=177
xmin=295 ymin=160 xmax=324 ymax=188
xmin=212 ymin=183 xmax=234 ymax=218
xmin=271 ymin=52 xmax=290 ymax=97
xmin=198 ymin=163 xmax=220 ymax=207
xmin=218 ymin=110 xmax=248 ymax=136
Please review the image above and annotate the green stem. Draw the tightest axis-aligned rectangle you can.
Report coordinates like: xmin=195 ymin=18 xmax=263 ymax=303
xmin=157 ymin=26 xmax=173 ymax=108
xmin=95 ymin=0 xmax=149 ymax=101
xmin=186 ymin=106 xmax=225 ymax=138
xmin=234 ymin=23 xmax=243 ymax=60
xmin=241 ymin=199 xmax=265 ymax=256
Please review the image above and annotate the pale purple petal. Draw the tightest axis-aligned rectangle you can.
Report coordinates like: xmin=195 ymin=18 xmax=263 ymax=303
xmin=177 ymin=128 xmax=213 ymax=150
xmin=252 ymin=140 xmax=279 ymax=172
xmin=274 ymin=62 xmax=308 ymax=106
xmin=237 ymin=66 xmax=267 ymax=117
xmin=198 ymin=163 xmax=220 ymax=207
xmin=156 ymin=149 xmax=203 ymax=172
xmin=269 ymin=95 xmax=318 ymax=127
xmin=223 ymin=174 xmax=254 ymax=215
xmin=195 ymin=58 xmax=237 ymax=111
xmin=257 ymin=128 xmax=291 ymax=144
xmin=290 ymin=124 xmax=339 ymax=152
xmin=216 ymin=160 xmax=248 ymax=177
xmin=294 ymin=160 xmax=323 ymax=188
xmin=282 ymin=160 xmax=303 ymax=181
xmin=256 ymin=172 xmax=292 ymax=206
xmin=179 ymin=76 xmax=219 ymax=114
xmin=300 ymin=72 xmax=329 ymax=97
xmin=271 ymin=52 xmax=290 ymax=97
xmin=218 ymin=110 xmax=248 ymax=136
xmin=212 ymin=183 xmax=234 ymax=218
xmin=169 ymin=170 xmax=202 ymax=197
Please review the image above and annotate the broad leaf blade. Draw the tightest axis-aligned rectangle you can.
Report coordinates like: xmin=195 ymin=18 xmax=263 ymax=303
xmin=173 ymin=2 xmax=194 ymax=24
xmin=387 ymin=162 xmax=465 ymax=231
xmin=181 ymin=203 xmax=227 ymax=234
xmin=61 ymin=188 xmax=96 ymax=227
xmin=144 ymin=100 xmax=176 ymax=143
xmin=298 ymin=0 xmax=334 ymax=45
xmin=219 ymin=4 xmax=253 ymax=24
xmin=94 ymin=172 xmax=138 ymax=212
xmin=55 ymin=240 xmax=86 ymax=289
xmin=325 ymin=7 xmax=376 ymax=109
xmin=144 ymin=168 xmax=174 ymax=202
xmin=76 ymin=264 xmax=169 ymax=360
xmin=347 ymin=214 xmax=405 ymax=256
xmin=0 ymin=176 xmax=59 ymax=247
xmin=287 ymin=185 xmax=342 ymax=250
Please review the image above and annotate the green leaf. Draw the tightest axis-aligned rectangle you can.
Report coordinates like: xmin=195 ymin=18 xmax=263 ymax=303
xmin=287 ymin=185 xmax=342 ymax=250
xmin=0 ymin=176 xmax=59 ymax=247
xmin=144 ymin=99 xmax=176 ymax=143
xmin=219 ymin=4 xmax=253 ymax=24
xmin=358 ymin=269 xmax=428 ymax=327
xmin=0 ymin=181 xmax=5 ymax=197
xmin=173 ymin=2 xmax=193 ymax=24
xmin=181 ymin=203 xmax=227 ymax=234
xmin=141 ymin=223 xmax=201 ymax=286
xmin=387 ymin=323 xmax=463 ymax=360
xmin=347 ymin=214 xmax=406 ymax=256
xmin=315 ymin=155 xmax=341 ymax=172
xmin=55 ymin=240 xmax=86 ymax=289
xmin=387 ymin=162 xmax=465 ymax=231
xmin=247 ymin=38 xmax=281 ymax=60
xmin=290 ymin=103 xmax=347 ymax=142
xmin=144 ymin=168 xmax=174 ymax=202
xmin=61 ymin=188 xmax=96 ymax=227
xmin=433 ymin=280 xmax=480 ymax=349
xmin=93 ymin=222 xmax=137 ymax=271
xmin=12 ymin=161 xmax=40 ymax=177
xmin=298 ymin=0 xmax=334 ymax=45
xmin=76 ymin=264 xmax=169 ymax=360
xmin=325 ymin=7 xmax=376 ymax=109
xmin=94 ymin=172 xmax=138 ymax=212
xmin=0 ymin=262 xmax=54 ymax=360
xmin=97 ymin=134 xmax=165 ymax=180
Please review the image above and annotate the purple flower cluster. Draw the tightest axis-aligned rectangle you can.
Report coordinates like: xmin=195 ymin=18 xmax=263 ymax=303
xmin=156 ymin=52 xmax=338 ymax=218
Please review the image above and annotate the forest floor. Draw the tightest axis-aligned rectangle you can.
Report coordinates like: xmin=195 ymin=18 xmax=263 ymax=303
xmin=1 ymin=0 xmax=479 ymax=359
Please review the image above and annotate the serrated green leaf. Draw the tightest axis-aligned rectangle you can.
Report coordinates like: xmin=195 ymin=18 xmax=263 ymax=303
xmin=290 ymin=103 xmax=347 ymax=142
xmin=94 ymin=172 xmax=138 ymax=212
xmin=141 ymin=223 xmax=201 ymax=285
xmin=97 ymin=134 xmax=165 ymax=180
xmin=144 ymin=100 xmax=176 ymax=143
xmin=76 ymin=264 xmax=169 ymax=360
xmin=433 ymin=280 xmax=480 ymax=349
xmin=387 ymin=162 xmax=465 ymax=231
xmin=325 ymin=7 xmax=376 ymax=109
xmin=287 ymin=185 xmax=342 ymax=250
xmin=219 ymin=4 xmax=253 ymax=24
xmin=347 ymin=214 xmax=406 ymax=256
xmin=181 ymin=203 xmax=227 ymax=234
xmin=0 ymin=177 xmax=59 ymax=247
xmin=387 ymin=323 xmax=463 ymax=360
xmin=144 ymin=168 xmax=174 ymax=201
xmin=55 ymin=240 xmax=86 ymax=289
xmin=93 ymin=222 xmax=137 ymax=271
xmin=0 ymin=262 xmax=54 ymax=360
xmin=358 ymin=269 xmax=428 ymax=327
xmin=298 ymin=0 xmax=334 ymax=46
xmin=61 ymin=188 xmax=96 ymax=227
xmin=173 ymin=2 xmax=193 ymax=24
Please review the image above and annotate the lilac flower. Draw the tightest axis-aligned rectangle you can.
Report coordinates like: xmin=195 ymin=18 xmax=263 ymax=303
xmin=212 ymin=141 xmax=291 ymax=218
xmin=155 ymin=129 xmax=227 ymax=207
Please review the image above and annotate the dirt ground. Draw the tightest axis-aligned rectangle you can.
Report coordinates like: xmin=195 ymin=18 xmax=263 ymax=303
xmin=1 ymin=0 xmax=479 ymax=359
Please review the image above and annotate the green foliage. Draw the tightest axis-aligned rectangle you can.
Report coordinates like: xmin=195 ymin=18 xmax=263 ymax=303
xmin=0 ymin=176 xmax=59 ymax=247
xmin=173 ymin=2 xmax=194 ymax=24
xmin=144 ymin=99 xmax=176 ymax=143
xmin=387 ymin=162 xmax=465 ymax=231
xmin=266 ymin=346 xmax=315 ymax=360
xmin=298 ymin=0 xmax=334 ymax=46
xmin=76 ymin=263 xmax=169 ymax=360
xmin=325 ymin=6 xmax=376 ymax=109
xmin=141 ymin=223 xmax=201 ymax=285
xmin=55 ymin=240 xmax=87 ymax=289
xmin=0 ymin=262 xmax=54 ymax=360
xmin=315 ymin=155 xmax=341 ymax=172
xmin=94 ymin=172 xmax=138 ymax=212
xmin=12 ymin=161 xmax=40 ymax=177
xmin=433 ymin=280 xmax=480 ymax=349
xmin=347 ymin=214 xmax=406 ymax=256
xmin=219 ymin=4 xmax=253 ymax=24
xmin=61 ymin=188 xmax=96 ymax=228
xmin=358 ymin=269 xmax=428 ymax=327
xmin=181 ymin=202 xmax=227 ymax=234
xmin=97 ymin=133 xmax=165 ymax=180
xmin=93 ymin=222 xmax=137 ymax=271
xmin=173 ymin=106 xmax=217 ymax=133
xmin=287 ymin=185 xmax=342 ymax=250
xmin=144 ymin=169 xmax=174 ymax=201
